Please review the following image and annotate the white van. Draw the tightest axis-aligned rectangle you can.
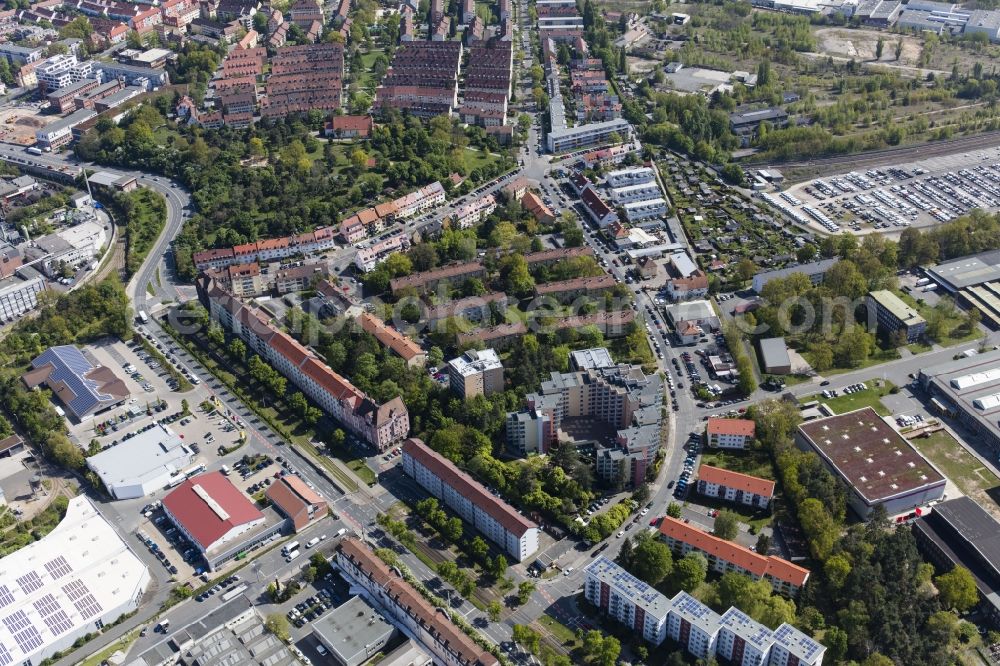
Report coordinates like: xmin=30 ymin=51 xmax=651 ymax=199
xmin=281 ymin=541 xmax=300 ymax=555
xmin=335 ymin=528 xmax=348 ymax=538
xmin=305 ymin=537 xmax=320 ymax=549
xmin=285 ymin=549 xmax=301 ymax=563
xmin=221 ymin=465 xmax=230 ymax=475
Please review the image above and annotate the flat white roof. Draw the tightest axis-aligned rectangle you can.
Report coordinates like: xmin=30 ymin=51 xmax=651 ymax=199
xmin=448 ymin=348 xmax=502 ymax=377
xmin=0 ymin=496 xmax=149 ymax=665
xmin=86 ymin=424 xmax=191 ymax=493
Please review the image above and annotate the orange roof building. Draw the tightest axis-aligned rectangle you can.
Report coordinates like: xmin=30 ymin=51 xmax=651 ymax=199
xmin=658 ymin=516 xmax=809 ymax=597
xmin=696 ymin=465 xmax=774 ymax=509
xmin=706 ymin=418 xmax=756 ymax=449
xmin=358 ymin=313 xmax=427 ymax=368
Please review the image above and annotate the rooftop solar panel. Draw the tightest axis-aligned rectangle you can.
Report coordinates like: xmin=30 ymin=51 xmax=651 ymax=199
xmin=12 ymin=626 xmax=43 ymax=654
xmin=61 ymin=579 xmax=88 ymax=602
xmin=0 ymin=642 xmax=11 ymax=666
xmin=44 ymin=556 xmax=72 ymax=580
xmin=0 ymin=587 xmax=12 ymax=610
xmin=41 ymin=610 xmax=73 ymax=636
xmin=15 ymin=572 xmax=42 ymax=595
xmin=32 ymin=594 xmax=61 ymax=618
xmin=2 ymin=611 xmax=32 ymax=633
xmin=74 ymin=593 xmax=102 ymax=620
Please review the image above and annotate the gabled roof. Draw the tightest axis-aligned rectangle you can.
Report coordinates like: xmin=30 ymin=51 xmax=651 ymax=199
xmin=23 ymin=346 xmax=128 ymax=418
xmin=698 ymin=465 xmax=775 ymax=498
xmin=658 ymin=516 xmax=809 ymax=587
xmin=162 ymin=471 xmax=264 ymax=551
xmin=707 ymin=417 xmax=755 ymax=437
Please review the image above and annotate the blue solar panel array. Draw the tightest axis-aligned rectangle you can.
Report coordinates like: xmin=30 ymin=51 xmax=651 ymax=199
xmin=31 ymin=346 xmax=116 ymax=418
xmin=44 ymin=556 xmax=72 ymax=580
xmin=0 ymin=588 xmax=12 ymax=610
xmin=61 ymin=580 xmax=102 ymax=620
xmin=773 ymin=623 xmax=824 ymax=661
xmin=0 ymin=641 xmax=11 ymax=666
xmin=671 ymin=592 xmax=717 ymax=621
xmin=11 ymin=626 xmax=42 ymax=655
xmin=721 ymin=608 xmax=773 ymax=650
xmin=32 ymin=594 xmax=73 ymax=637
xmin=15 ymin=572 xmax=42 ymax=596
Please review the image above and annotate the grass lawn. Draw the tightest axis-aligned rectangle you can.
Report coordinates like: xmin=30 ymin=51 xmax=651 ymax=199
xmin=537 ymin=614 xmax=580 ymax=648
xmin=898 ymin=290 xmax=984 ymax=348
xmin=79 ymin=629 xmax=140 ymax=666
xmin=910 ymin=428 xmax=1000 ymax=518
xmin=358 ymin=48 xmax=385 ymax=89
xmin=811 ymin=346 xmax=901 ymax=376
xmin=801 ymin=379 xmax=896 ymax=416
xmin=699 ymin=448 xmax=775 ymax=481
xmin=464 ymin=146 xmax=501 ymax=172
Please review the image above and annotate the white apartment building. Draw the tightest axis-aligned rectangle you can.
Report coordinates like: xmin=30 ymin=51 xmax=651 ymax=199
xmin=707 ymin=417 xmax=756 ymax=449
xmin=584 ymin=557 xmax=670 ymax=645
xmin=606 ymin=166 xmax=655 ymax=188
xmin=666 ymin=592 xmax=721 ymax=659
xmin=505 ymin=408 xmax=549 ymax=456
xmin=696 ymin=465 xmax=775 ymax=510
xmin=623 ymin=197 xmax=668 ymax=222
xmin=610 ymin=181 xmax=662 ymax=204
xmin=401 ymin=437 xmax=539 ymax=561
xmin=354 ymin=233 xmax=411 ymax=272
xmin=394 ymin=181 xmax=446 ymax=218
xmin=35 ymin=54 xmax=93 ymax=91
xmin=717 ymin=608 xmax=774 ymax=666
xmin=547 ymin=118 xmax=631 ymax=153
xmin=582 ymin=564 xmax=825 ymax=666
xmin=448 ymin=348 xmax=504 ymax=399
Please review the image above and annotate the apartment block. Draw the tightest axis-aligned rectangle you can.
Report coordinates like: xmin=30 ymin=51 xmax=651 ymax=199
xmin=534 ymin=274 xmax=616 ymax=303
xmin=697 ymin=465 xmax=774 ymax=510
xmin=456 ymin=322 xmax=527 ymax=350
xmin=205 ymin=261 xmax=268 ymax=298
xmin=375 ymin=41 xmax=462 ymax=118
xmin=274 ymin=263 xmax=327 ymax=294
xmin=336 ymin=538 xmax=499 ymax=666
xmin=355 ymin=234 xmax=411 ymax=272
xmin=667 ymin=592 xmax=721 ymax=659
xmin=606 ymin=167 xmax=655 ymax=188
xmin=707 ymin=418 xmax=756 ymax=449
xmin=658 ymin=516 xmax=810 ymax=597
xmin=623 ymin=198 xmax=668 ymax=222
xmin=448 ymin=348 xmax=504 ymax=399
xmin=717 ymin=608 xmax=774 ymax=666
xmin=453 ymin=194 xmax=497 ymax=229
xmin=359 ymin=313 xmax=427 ymax=368
xmin=390 ymin=261 xmax=486 ymax=295
xmin=200 ymin=280 xmax=409 ymax=451
xmin=425 ymin=292 xmax=507 ymax=327
xmin=193 ymin=226 xmax=338 ymax=271
xmin=584 ymin=557 xmax=670 ymax=645
xmin=866 ymin=289 xmax=926 ymax=343
xmin=401 ymin=438 xmax=539 ymax=561
xmin=610 ymin=181 xmax=662 ymax=205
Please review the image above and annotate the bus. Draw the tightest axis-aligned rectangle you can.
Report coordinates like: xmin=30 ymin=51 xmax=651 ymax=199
xmin=166 ymin=475 xmax=186 ymax=488
xmin=281 ymin=541 xmax=300 ymax=556
xmin=137 ymin=310 xmax=149 ymax=325
xmin=26 ymin=147 xmax=42 ymax=156
xmin=221 ymin=584 xmax=248 ymax=602
xmin=183 ymin=463 xmax=206 ymax=478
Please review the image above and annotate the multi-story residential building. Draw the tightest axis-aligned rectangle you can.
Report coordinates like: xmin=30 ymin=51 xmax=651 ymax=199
xmin=866 ymin=289 xmax=926 ymax=342
xmin=769 ymin=623 xmax=827 ymax=666
xmin=452 ymin=194 xmax=497 ymax=229
xmin=581 ymin=185 xmax=618 ymax=227
xmin=547 ymin=117 xmax=631 ymax=153
xmin=751 ymin=258 xmax=838 ymax=293
xmin=205 ymin=261 xmax=268 ymax=298
xmin=47 ymin=78 xmax=99 ymax=113
xmin=534 ymin=274 xmax=616 ymax=303
xmin=390 ymin=261 xmax=486 ymax=295
xmin=274 ymin=263 xmax=327 ymax=294
xmin=456 ymin=322 xmax=527 ymax=350
xmin=0 ymin=43 xmax=43 ymax=65
xmin=658 ymin=516 xmax=810 ymax=597
xmin=717 ymin=608 xmax=774 ymax=666
xmin=425 ymin=292 xmax=507 ymax=328
xmin=584 ymin=556 xmax=671 ymax=645
xmin=336 ymin=538 xmax=500 ymax=666
xmin=623 ymin=198 xmax=669 ymax=222
xmin=667 ymin=592 xmax=721 ymax=659
xmin=359 ymin=313 xmax=427 ymax=368
xmin=92 ymin=61 xmax=169 ymax=90
xmin=448 ymin=348 xmax=504 ymax=399
xmin=697 ymin=465 xmax=775 ymax=510
xmin=193 ymin=226 xmax=338 ymax=271
xmin=200 ymin=280 xmax=409 ymax=450
xmin=0 ymin=276 xmax=45 ymax=324
xmin=707 ymin=418 xmax=755 ymax=449
xmin=261 ymin=43 xmax=344 ymax=118
xmin=130 ymin=5 xmax=163 ymax=34
xmin=401 ymin=438 xmax=539 ymax=561
xmin=374 ymin=41 xmax=462 ymax=118
xmin=354 ymin=234 xmax=410 ymax=273
xmin=610 ymin=181 xmax=662 ymax=204
xmin=35 ymin=54 xmax=92 ymax=91
xmin=606 ymin=166 xmax=655 ymax=188
xmin=666 ymin=271 xmax=709 ymax=301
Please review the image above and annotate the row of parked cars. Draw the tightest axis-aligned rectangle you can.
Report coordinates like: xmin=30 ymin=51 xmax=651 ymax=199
xmin=287 ymin=588 xmax=337 ymax=627
xmin=195 ymin=575 xmax=241 ymax=602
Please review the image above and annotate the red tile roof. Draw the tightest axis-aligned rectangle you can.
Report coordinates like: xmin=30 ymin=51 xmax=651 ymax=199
xmin=162 ymin=471 xmax=264 ymax=551
xmin=359 ymin=313 xmax=424 ymax=362
xmin=707 ymin=418 xmax=756 ymax=438
xmin=269 ymin=330 xmax=312 ymax=368
xmin=658 ymin=516 xmax=809 ymax=587
xmin=698 ymin=465 xmax=775 ymax=498
xmin=581 ymin=185 xmax=613 ymax=219
xmin=403 ymin=438 xmax=536 ymax=537
xmin=338 ymin=538 xmax=498 ymax=666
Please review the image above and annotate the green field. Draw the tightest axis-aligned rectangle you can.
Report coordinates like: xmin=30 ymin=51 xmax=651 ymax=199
xmin=910 ymin=429 xmax=1000 ymax=515
xmin=801 ymin=379 xmax=896 ymax=416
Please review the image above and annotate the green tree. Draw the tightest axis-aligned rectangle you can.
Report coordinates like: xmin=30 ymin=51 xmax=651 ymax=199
xmin=876 ymin=36 xmax=885 ymax=59
xmin=667 ymin=502 xmax=683 ymax=518
xmin=670 ymin=552 xmax=708 ymax=592
xmin=517 ymin=580 xmax=535 ymax=605
xmin=487 ymin=600 xmax=502 ymax=622
xmin=264 ymin=613 xmax=290 ymax=641
xmin=712 ymin=510 xmax=740 ymax=540
xmin=936 ymin=566 xmax=979 ymax=612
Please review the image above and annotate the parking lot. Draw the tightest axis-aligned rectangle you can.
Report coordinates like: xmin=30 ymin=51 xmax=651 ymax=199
xmin=781 ymin=148 xmax=1000 ymax=236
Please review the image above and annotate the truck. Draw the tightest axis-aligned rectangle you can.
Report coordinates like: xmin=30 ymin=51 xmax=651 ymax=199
xmin=922 ymin=284 xmax=938 ymax=292
xmin=137 ymin=310 xmax=149 ymax=325
xmin=281 ymin=541 xmax=300 ymax=556
xmin=26 ymin=147 xmax=42 ymax=156
xmin=915 ymin=277 xmax=931 ymax=287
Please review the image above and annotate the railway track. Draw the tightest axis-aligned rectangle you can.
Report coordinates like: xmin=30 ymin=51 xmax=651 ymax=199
xmin=744 ymin=131 xmax=1000 ymax=183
